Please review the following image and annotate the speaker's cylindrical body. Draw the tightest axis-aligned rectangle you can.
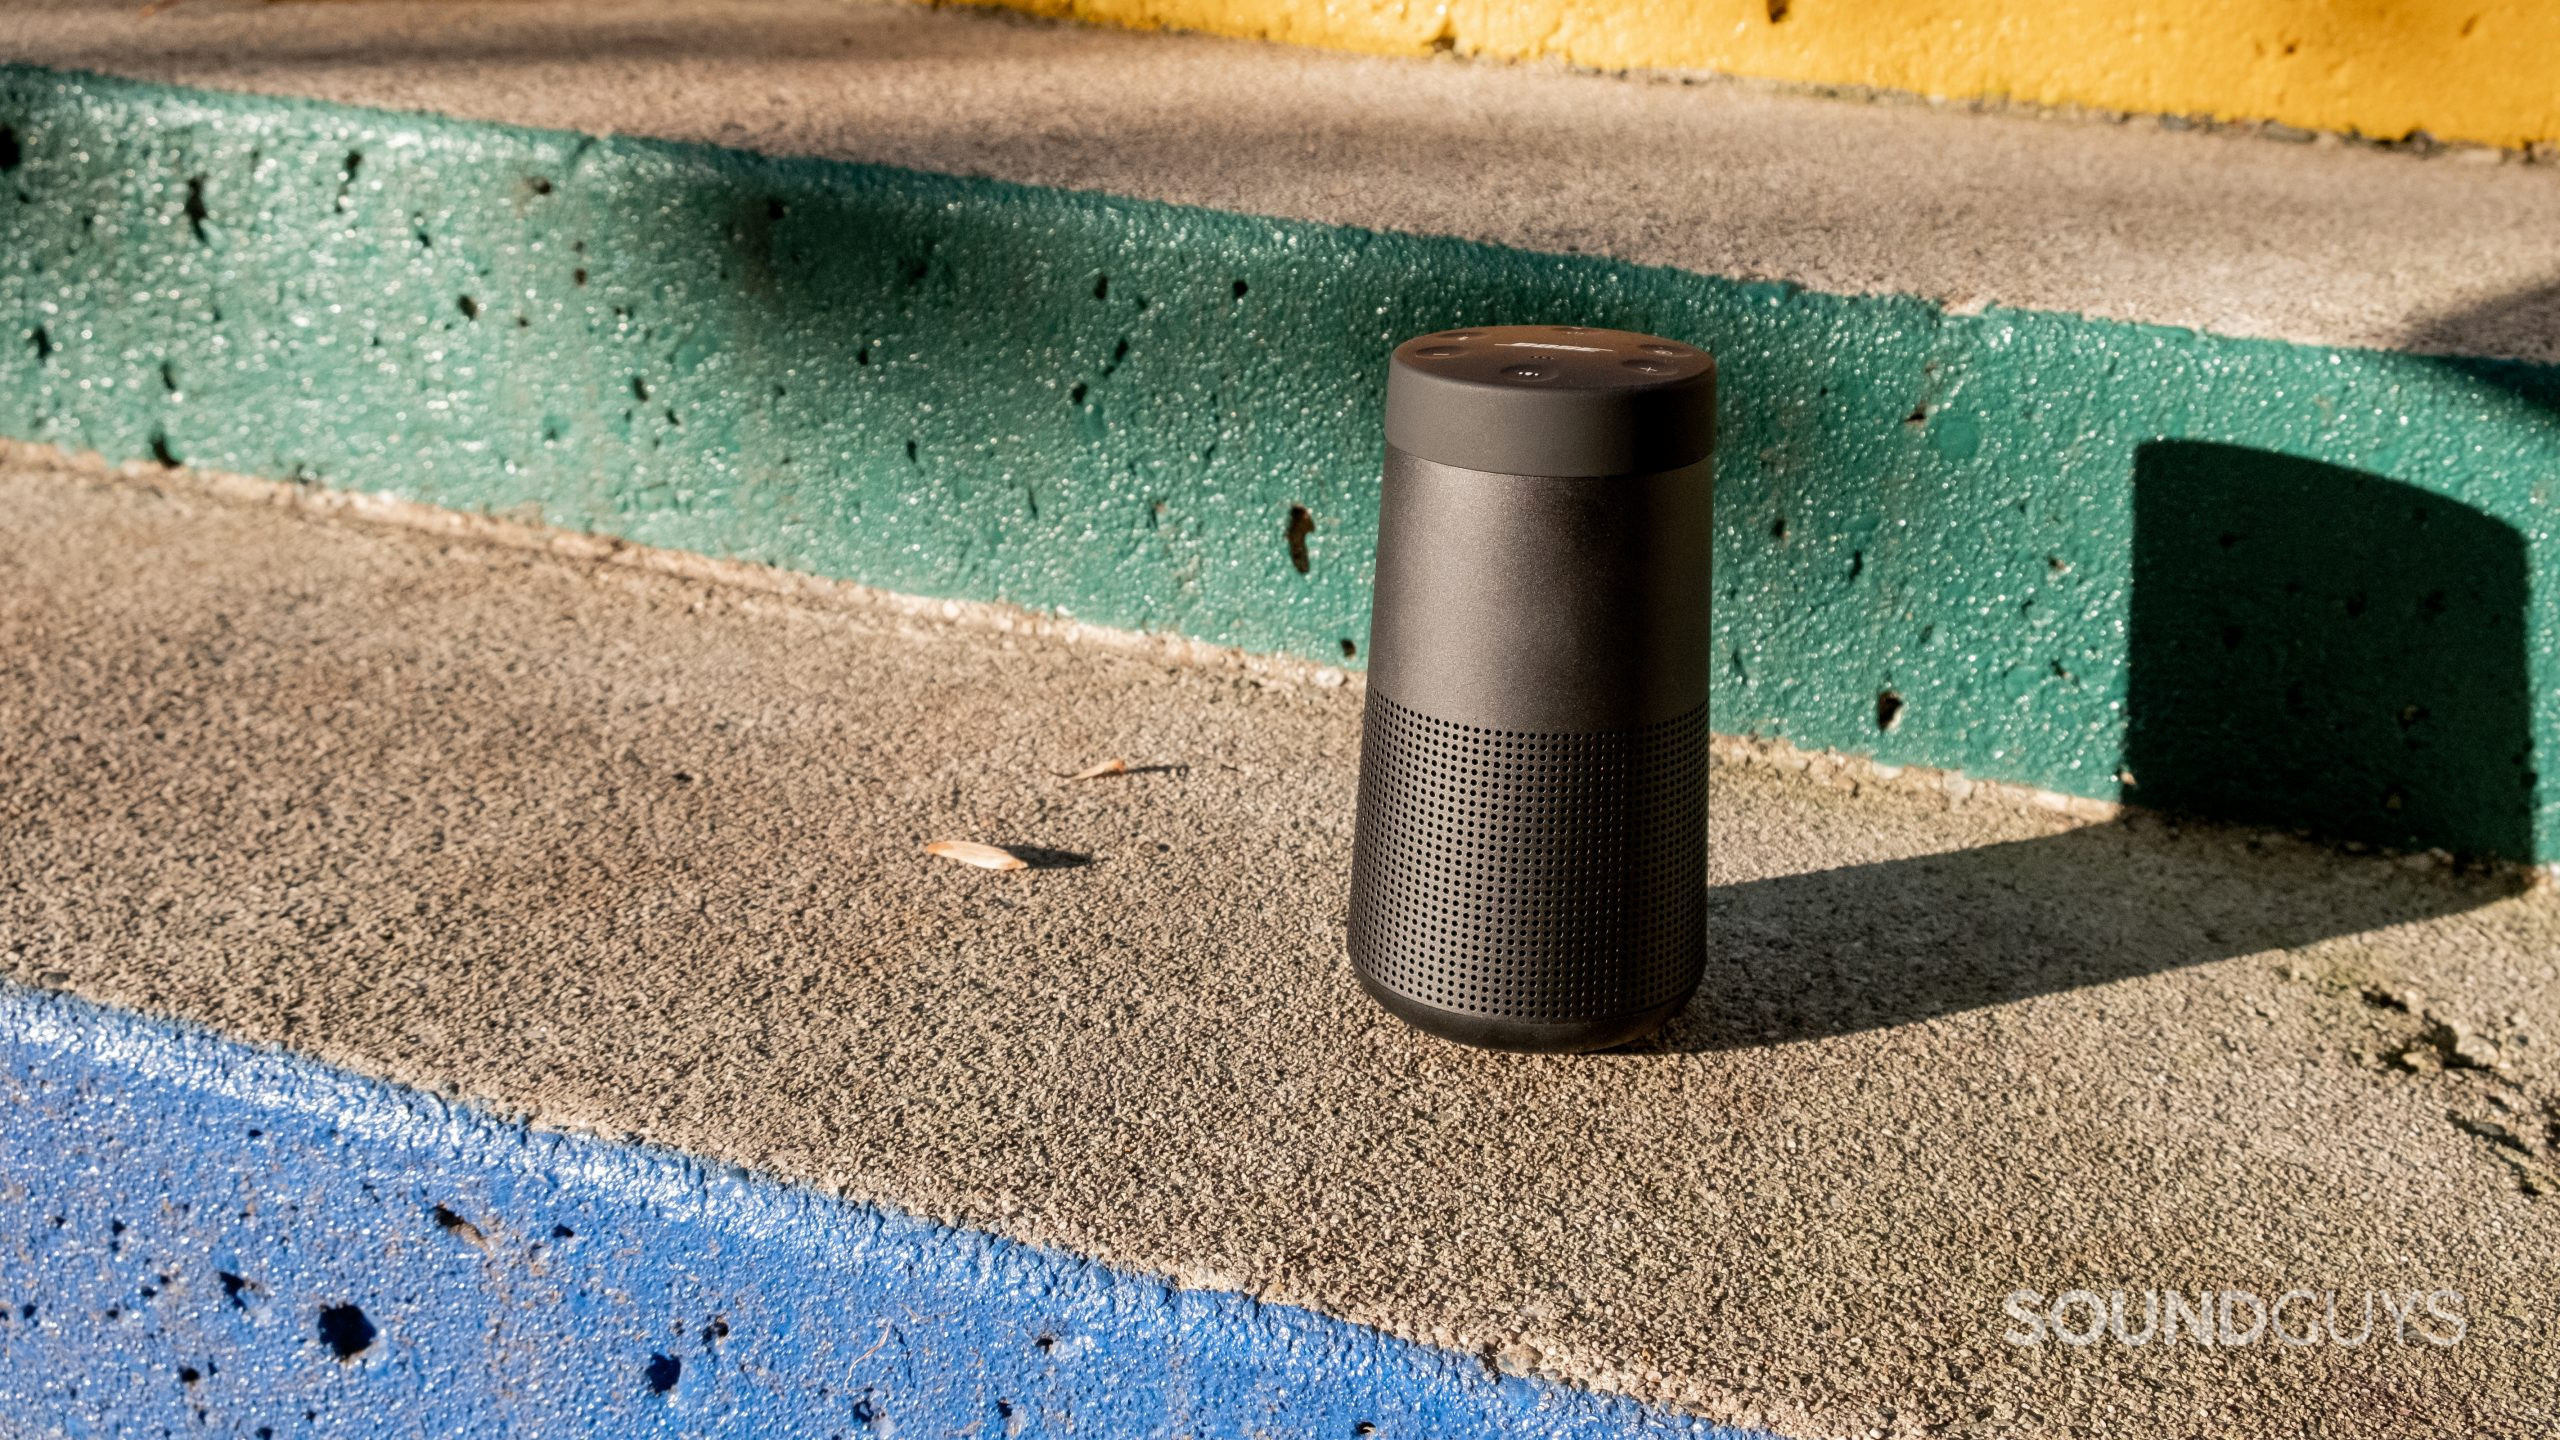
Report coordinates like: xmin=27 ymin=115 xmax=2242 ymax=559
xmin=1348 ymin=325 xmax=1715 ymax=1052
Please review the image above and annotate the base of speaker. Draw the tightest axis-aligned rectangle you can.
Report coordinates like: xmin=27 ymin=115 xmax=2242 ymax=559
xmin=1353 ymin=970 xmax=1690 ymax=1054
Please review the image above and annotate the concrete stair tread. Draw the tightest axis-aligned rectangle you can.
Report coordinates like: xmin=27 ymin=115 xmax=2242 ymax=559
xmin=6 ymin=0 xmax=2560 ymax=364
xmin=4 ymin=449 xmax=2555 ymax=1435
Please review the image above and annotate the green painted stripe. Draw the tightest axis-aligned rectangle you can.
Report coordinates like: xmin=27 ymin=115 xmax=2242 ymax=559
xmin=4 ymin=67 xmax=2555 ymax=859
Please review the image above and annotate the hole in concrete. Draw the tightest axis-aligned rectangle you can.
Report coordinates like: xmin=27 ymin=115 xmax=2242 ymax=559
xmin=0 ymin=126 xmax=19 ymax=171
xmin=183 ymin=176 xmax=208 ymax=242
xmin=572 ymin=267 xmax=587 ymax=287
xmin=317 ymin=1304 xmax=376 ymax=1360
xmin=178 ymin=1367 xmax=200 ymax=1387
xmin=1231 ymin=279 xmax=1249 ymax=300
xmin=1034 ymin=1334 xmax=1056 ymax=1352
xmin=550 ymin=1224 xmax=575 ymax=1240
xmin=855 ymin=347 xmax=869 ymax=366
xmin=30 ymin=325 xmax=50 ymax=362
xmin=148 ymin=428 xmax=180 ymax=469
xmin=1092 ymin=274 xmax=1109 ymax=301
xmin=1068 ymin=382 xmax=1087 ymax=406
xmin=1769 ymin=515 xmax=1787 ymax=541
xmin=645 ymin=1353 xmax=681 ymax=1394
xmin=456 ymin=295 xmax=479 ymax=321
xmin=1875 ymin=690 xmax=1905 ymax=731
xmin=1286 ymin=505 xmax=1315 ymax=574
xmin=1340 ymin=638 xmax=1357 ymax=659
xmin=904 ymin=439 xmax=919 ymax=464
xmin=218 ymin=1272 xmax=257 ymax=1309
xmin=766 ymin=198 xmax=786 ymax=220
xmin=432 ymin=1205 xmax=487 ymax=1248
xmin=1766 ymin=0 xmax=1789 ymax=19
xmin=630 ymin=376 xmax=650 ymax=402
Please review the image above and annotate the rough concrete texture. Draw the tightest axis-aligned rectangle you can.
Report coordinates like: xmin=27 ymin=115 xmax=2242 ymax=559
xmin=7 ymin=0 xmax=2560 ymax=365
xmin=2 ymin=988 xmax=1738 ymax=1438
xmin=957 ymin=0 xmax=2560 ymax=151
xmin=7 ymin=66 xmax=2560 ymax=861
xmin=4 ymin=452 xmax=2557 ymax=1438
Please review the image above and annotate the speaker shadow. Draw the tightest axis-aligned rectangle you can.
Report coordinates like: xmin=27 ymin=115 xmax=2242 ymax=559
xmin=2122 ymin=441 xmax=2534 ymax=859
xmin=1655 ymin=439 xmax=2533 ymax=1052
xmin=1657 ymin=817 xmax=2519 ymax=1053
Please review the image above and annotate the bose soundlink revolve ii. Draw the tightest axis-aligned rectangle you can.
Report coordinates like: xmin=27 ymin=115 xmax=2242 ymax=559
xmin=1348 ymin=324 xmax=1715 ymax=1052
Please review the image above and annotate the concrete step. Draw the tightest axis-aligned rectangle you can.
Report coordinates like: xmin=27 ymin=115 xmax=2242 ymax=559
xmin=934 ymin=0 xmax=2560 ymax=151
xmin=6 ymin=0 xmax=2560 ymax=861
xmin=4 ymin=451 xmax=2555 ymax=1436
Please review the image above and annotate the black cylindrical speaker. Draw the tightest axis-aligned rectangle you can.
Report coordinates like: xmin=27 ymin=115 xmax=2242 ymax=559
xmin=1348 ymin=324 xmax=1715 ymax=1053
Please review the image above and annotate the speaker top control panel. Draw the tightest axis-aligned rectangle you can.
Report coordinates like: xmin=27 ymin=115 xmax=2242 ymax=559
xmin=1384 ymin=325 xmax=1716 ymax=478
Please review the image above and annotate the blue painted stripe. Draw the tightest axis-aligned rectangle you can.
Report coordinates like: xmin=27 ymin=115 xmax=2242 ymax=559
xmin=0 ymin=986 xmax=1764 ymax=1438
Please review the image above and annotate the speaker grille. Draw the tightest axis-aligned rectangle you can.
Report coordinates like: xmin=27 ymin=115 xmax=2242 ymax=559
xmin=1348 ymin=692 xmax=1707 ymax=1022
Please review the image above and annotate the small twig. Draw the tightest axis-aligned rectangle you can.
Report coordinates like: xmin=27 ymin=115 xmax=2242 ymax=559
xmin=921 ymin=839 xmax=1028 ymax=872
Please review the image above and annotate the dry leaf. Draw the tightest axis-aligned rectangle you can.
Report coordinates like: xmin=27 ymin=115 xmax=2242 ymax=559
xmin=923 ymin=839 xmax=1028 ymax=872
xmin=1059 ymin=757 xmax=1131 ymax=782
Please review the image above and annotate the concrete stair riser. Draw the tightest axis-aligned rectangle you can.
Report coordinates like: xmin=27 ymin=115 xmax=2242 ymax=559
xmin=5 ymin=67 xmax=2557 ymax=859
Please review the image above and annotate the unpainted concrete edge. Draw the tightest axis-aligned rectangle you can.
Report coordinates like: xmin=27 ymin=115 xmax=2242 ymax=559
xmin=18 ymin=436 xmax=2545 ymax=888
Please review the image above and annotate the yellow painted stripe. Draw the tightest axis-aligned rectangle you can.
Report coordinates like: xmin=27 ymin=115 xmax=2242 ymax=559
xmin=958 ymin=0 xmax=2560 ymax=149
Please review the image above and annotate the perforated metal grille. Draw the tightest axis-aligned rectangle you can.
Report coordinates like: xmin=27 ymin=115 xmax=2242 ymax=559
xmin=1348 ymin=692 xmax=1706 ymax=1022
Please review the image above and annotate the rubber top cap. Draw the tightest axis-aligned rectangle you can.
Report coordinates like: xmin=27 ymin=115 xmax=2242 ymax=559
xmin=1385 ymin=325 xmax=1717 ymax=477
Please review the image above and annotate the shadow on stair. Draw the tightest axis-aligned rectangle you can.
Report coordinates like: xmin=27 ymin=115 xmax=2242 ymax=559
xmin=1667 ymin=439 xmax=2534 ymax=1051
xmin=1669 ymin=817 xmax=2521 ymax=1051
